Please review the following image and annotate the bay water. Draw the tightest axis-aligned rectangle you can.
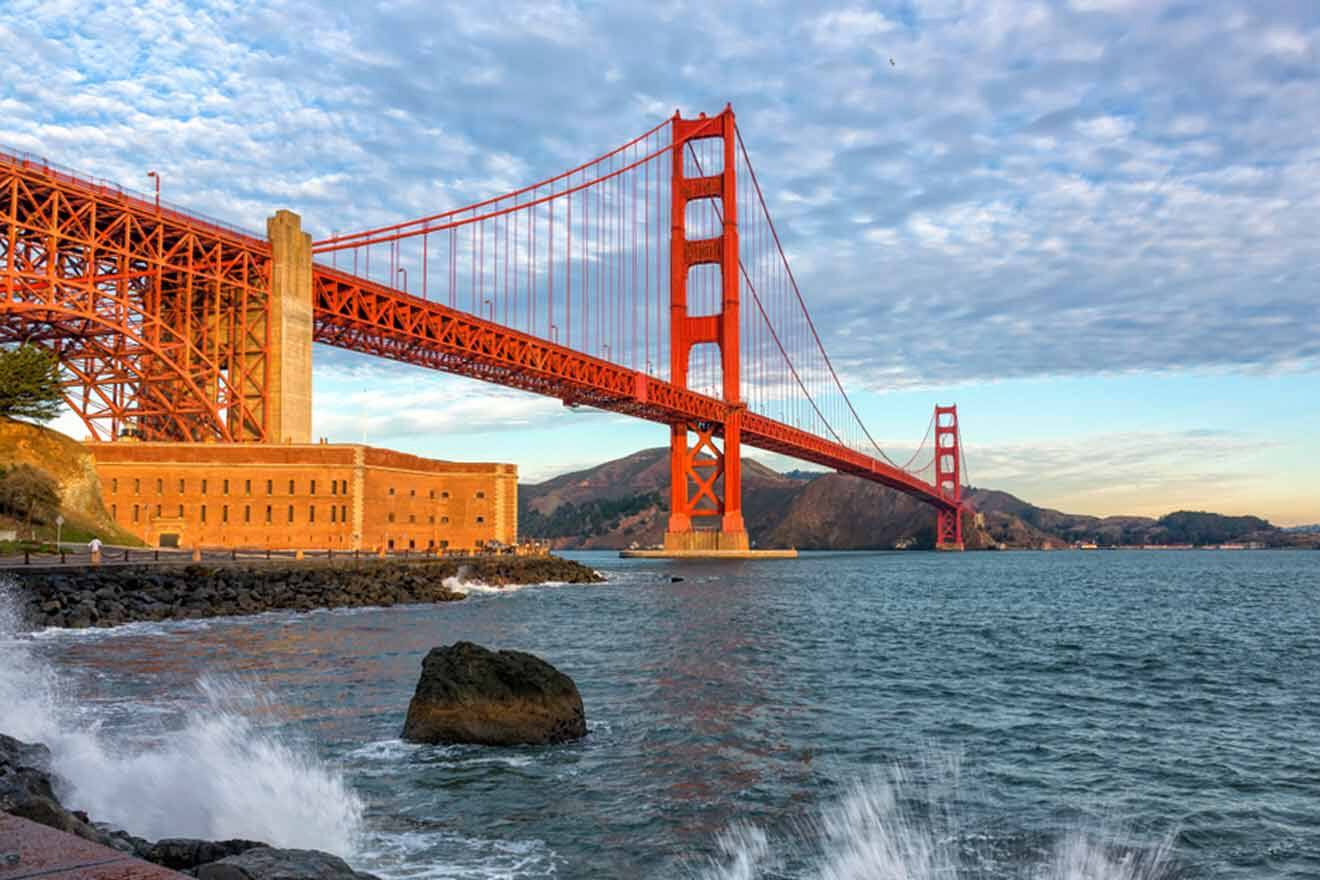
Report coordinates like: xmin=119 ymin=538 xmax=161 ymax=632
xmin=2 ymin=549 xmax=1317 ymax=878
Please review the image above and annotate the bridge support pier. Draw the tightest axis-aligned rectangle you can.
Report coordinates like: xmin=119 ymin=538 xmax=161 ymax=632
xmin=657 ymin=106 xmax=758 ymax=558
xmin=934 ymin=404 xmax=965 ymax=551
xmin=266 ymin=210 xmax=314 ymax=444
xmin=936 ymin=509 xmax=964 ymax=551
xmin=663 ymin=417 xmax=749 ymax=553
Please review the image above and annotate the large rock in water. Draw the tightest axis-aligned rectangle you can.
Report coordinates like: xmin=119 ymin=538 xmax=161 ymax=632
xmin=401 ymin=642 xmax=587 ymax=746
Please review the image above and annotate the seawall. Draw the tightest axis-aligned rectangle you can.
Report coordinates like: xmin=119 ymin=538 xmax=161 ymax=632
xmin=3 ymin=555 xmax=602 ymax=630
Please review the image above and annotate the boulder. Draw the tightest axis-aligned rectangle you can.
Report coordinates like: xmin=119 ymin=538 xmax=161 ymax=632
xmin=148 ymin=837 xmax=269 ymax=871
xmin=0 ymin=733 xmax=117 ymax=849
xmin=401 ymin=642 xmax=587 ymax=746
xmin=197 ymin=847 xmax=381 ymax=880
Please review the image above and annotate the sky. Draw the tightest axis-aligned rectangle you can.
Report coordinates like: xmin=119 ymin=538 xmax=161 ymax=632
xmin=3 ymin=0 xmax=1317 ymax=524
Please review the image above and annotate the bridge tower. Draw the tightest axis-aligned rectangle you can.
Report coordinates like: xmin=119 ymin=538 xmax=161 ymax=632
xmin=934 ymin=404 xmax=964 ymax=551
xmin=664 ymin=106 xmax=750 ymax=553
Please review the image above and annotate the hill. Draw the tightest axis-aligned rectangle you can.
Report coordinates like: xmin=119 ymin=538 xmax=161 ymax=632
xmin=519 ymin=447 xmax=1306 ymax=550
xmin=0 ymin=418 xmax=139 ymax=545
xmin=519 ymin=447 xmax=980 ymax=550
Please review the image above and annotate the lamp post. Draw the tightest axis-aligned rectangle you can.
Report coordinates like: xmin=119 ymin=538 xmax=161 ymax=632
xmin=397 ymin=267 xmax=407 ymax=292
xmin=550 ymin=323 xmax=559 ymax=344
xmin=483 ymin=298 xmax=493 ymax=320
xmin=146 ymin=171 xmax=160 ymax=211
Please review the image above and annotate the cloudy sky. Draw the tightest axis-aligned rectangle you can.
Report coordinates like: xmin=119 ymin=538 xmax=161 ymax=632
xmin=5 ymin=0 xmax=1317 ymax=524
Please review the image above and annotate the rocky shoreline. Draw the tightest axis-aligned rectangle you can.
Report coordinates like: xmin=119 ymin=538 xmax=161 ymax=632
xmin=1 ymin=733 xmax=376 ymax=878
xmin=4 ymin=555 xmax=603 ymax=630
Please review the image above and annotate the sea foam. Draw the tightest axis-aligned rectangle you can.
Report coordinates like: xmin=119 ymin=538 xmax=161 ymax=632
xmin=0 ymin=582 xmax=364 ymax=854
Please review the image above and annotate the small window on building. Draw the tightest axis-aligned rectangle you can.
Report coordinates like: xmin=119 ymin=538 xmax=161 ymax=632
xmin=331 ymin=480 xmax=337 ymax=496
xmin=388 ymin=539 xmax=395 ymax=550
xmin=134 ymin=479 xmax=141 ymax=494
xmin=310 ymin=480 xmax=317 ymax=496
xmin=441 ymin=491 xmax=450 ymax=499
xmin=223 ymin=479 xmax=230 ymax=495
xmin=428 ymin=515 xmax=435 ymax=524
xmin=178 ymin=479 xmax=185 ymax=494
xmin=156 ymin=478 xmax=164 ymax=494
xmin=201 ymin=505 xmax=207 ymax=523
xmin=409 ymin=514 xmax=416 ymax=523
xmin=155 ymin=504 xmax=162 ymax=517
xmin=342 ymin=480 xmax=348 ymax=494
xmin=112 ymin=478 xmax=118 ymax=493
xmin=288 ymin=479 xmax=295 ymax=495
xmin=177 ymin=504 xmax=184 ymax=517
xmin=331 ymin=506 xmax=337 ymax=523
xmin=244 ymin=479 xmax=251 ymax=495
xmin=309 ymin=505 xmax=315 ymax=523
xmin=428 ymin=489 xmax=435 ymax=499
xmin=132 ymin=504 xmax=140 ymax=522
xmin=244 ymin=505 xmax=250 ymax=523
xmin=388 ymin=487 xmax=395 ymax=496
xmin=388 ymin=513 xmax=395 ymax=523
xmin=410 ymin=489 xmax=416 ymax=497
xmin=201 ymin=479 xmax=208 ymax=495
xmin=287 ymin=505 xmax=294 ymax=523
xmin=265 ymin=505 xmax=272 ymax=524
xmin=112 ymin=503 xmax=118 ymax=520
xmin=408 ymin=539 xmax=415 ymax=549
xmin=441 ymin=516 xmax=450 ymax=524
xmin=266 ymin=480 xmax=273 ymax=495
xmin=341 ymin=504 xmax=347 ymax=521
xmin=475 ymin=491 xmax=485 ymax=499
xmin=223 ymin=505 xmax=230 ymax=524
xmin=476 ymin=516 xmax=485 ymax=524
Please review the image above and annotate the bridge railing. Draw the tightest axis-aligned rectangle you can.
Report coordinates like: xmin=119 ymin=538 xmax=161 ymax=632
xmin=0 ymin=144 xmax=265 ymax=246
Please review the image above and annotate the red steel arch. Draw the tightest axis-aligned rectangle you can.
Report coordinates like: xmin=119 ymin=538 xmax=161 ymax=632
xmin=0 ymin=149 xmax=271 ymax=441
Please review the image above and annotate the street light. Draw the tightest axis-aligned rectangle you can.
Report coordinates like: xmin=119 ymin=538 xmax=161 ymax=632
xmin=550 ymin=323 xmax=559 ymax=344
xmin=146 ymin=171 xmax=160 ymax=211
xmin=397 ymin=267 xmax=407 ymax=292
xmin=482 ymin=298 xmax=493 ymax=320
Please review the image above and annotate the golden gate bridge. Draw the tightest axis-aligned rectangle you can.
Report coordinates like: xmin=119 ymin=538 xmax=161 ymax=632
xmin=0 ymin=105 xmax=968 ymax=552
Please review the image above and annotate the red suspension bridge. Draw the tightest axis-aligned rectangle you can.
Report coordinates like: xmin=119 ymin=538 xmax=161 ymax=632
xmin=0 ymin=105 xmax=968 ymax=552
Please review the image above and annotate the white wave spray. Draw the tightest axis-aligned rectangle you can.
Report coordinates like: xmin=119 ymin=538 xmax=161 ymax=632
xmin=695 ymin=763 xmax=1176 ymax=880
xmin=0 ymin=583 xmax=364 ymax=854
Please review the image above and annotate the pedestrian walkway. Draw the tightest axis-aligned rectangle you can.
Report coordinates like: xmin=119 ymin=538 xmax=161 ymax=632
xmin=0 ymin=813 xmax=184 ymax=879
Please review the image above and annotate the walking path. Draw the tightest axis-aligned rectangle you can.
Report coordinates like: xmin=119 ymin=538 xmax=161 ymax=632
xmin=0 ymin=813 xmax=184 ymax=880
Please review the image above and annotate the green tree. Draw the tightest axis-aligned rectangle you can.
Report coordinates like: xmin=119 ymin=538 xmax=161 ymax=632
xmin=0 ymin=344 xmax=63 ymax=422
xmin=0 ymin=464 xmax=61 ymax=539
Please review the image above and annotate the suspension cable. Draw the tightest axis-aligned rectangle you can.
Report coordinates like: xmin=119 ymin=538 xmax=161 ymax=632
xmin=734 ymin=124 xmax=909 ymax=469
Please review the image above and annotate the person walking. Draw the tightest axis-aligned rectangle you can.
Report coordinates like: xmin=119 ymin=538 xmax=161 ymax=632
xmin=88 ymin=536 xmax=102 ymax=565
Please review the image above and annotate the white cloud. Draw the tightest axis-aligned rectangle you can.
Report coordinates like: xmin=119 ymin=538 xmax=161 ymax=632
xmin=810 ymin=8 xmax=897 ymax=47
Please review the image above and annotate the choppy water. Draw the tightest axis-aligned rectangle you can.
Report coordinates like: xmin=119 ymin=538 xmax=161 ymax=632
xmin=3 ymin=550 xmax=1319 ymax=878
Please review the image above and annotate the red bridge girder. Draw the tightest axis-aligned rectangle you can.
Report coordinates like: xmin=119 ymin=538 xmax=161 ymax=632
xmin=312 ymin=264 xmax=958 ymax=513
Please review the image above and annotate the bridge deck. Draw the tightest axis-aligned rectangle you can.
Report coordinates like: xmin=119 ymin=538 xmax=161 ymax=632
xmin=312 ymin=265 xmax=957 ymax=511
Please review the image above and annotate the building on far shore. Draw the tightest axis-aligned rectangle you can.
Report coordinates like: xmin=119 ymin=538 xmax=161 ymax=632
xmin=89 ymin=441 xmax=517 ymax=553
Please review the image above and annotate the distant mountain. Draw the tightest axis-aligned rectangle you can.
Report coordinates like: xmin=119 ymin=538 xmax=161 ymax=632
xmin=519 ymin=447 xmax=1312 ymax=551
xmin=1285 ymin=524 xmax=1320 ymax=534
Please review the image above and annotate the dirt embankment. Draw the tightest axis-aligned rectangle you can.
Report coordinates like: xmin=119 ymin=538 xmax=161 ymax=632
xmin=0 ymin=418 xmax=138 ymax=544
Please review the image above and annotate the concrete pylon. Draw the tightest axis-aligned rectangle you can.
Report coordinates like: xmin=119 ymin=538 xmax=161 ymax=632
xmin=266 ymin=210 xmax=314 ymax=444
